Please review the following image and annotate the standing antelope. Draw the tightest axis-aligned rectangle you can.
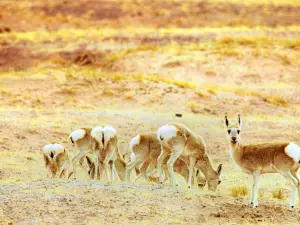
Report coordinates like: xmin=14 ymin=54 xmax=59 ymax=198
xmin=43 ymin=143 xmax=71 ymax=179
xmin=125 ymin=132 xmax=206 ymax=188
xmin=91 ymin=125 xmax=120 ymax=182
xmin=86 ymin=152 xmax=126 ymax=181
xmin=225 ymin=114 xmax=300 ymax=208
xmin=157 ymin=124 xmax=222 ymax=191
xmin=69 ymin=128 xmax=98 ymax=179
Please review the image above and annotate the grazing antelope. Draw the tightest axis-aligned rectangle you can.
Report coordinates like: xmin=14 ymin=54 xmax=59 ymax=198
xmin=91 ymin=125 xmax=120 ymax=182
xmin=125 ymin=133 xmax=206 ymax=188
xmin=43 ymin=143 xmax=71 ymax=179
xmin=156 ymin=125 xmax=222 ymax=191
xmin=225 ymin=115 xmax=300 ymax=208
xmin=69 ymin=128 xmax=98 ymax=179
xmin=85 ymin=153 xmax=126 ymax=181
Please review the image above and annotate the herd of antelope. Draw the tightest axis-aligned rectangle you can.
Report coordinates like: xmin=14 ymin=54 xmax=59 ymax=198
xmin=43 ymin=115 xmax=300 ymax=209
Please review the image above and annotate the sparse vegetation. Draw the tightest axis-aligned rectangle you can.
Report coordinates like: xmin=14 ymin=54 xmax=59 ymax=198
xmin=231 ymin=186 xmax=249 ymax=197
xmin=102 ymin=88 xmax=115 ymax=96
xmin=0 ymin=0 xmax=300 ymax=224
xmin=124 ymin=91 xmax=135 ymax=99
xmin=272 ymin=189 xmax=286 ymax=200
xmin=59 ymin=86 xmax=77 ymax=95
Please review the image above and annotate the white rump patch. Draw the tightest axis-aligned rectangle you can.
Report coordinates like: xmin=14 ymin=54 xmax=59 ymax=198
xmin=103 ymin=126 xmax=117 ymax=142
xmin=285 ymin=142 xmax=300 ymax=163
xmin=43 ymin=144 xmax=53 ymax=152
xmin=91 ymin=126 xmax=104 ymax=142
xmin=43 ymin=143 xmax=64 ymax=154
xmin=91 ymin=125 xmax=116 ymax=144
xmin=129 ymin=135 xmax=140 ymax=151
xmin=157 ymin=125 xmax=177 ymax=142
xmin=70 ymin=129 xmax=86 ymax=142
xmin=52 ymin=143 xmax=64 ymax=152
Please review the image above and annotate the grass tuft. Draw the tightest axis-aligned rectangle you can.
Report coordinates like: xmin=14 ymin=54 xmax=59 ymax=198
xmin=102 ymin=88 xmax=115 ymax=96
xmin=231 ymin=186 xmax=249 ymax=197
xmin=272 ymin=189 xmax=286 ymax=200
xmin=59 ymin=86 xmax=77 ymax=94
xmin=124 ymin=91 xmax=135 ymax=99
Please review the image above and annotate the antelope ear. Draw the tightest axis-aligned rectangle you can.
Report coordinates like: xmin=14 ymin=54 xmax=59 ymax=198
xmin=86 ymin=156 xmax=92 ymax=166
xmin=224 ymin=114 xmax=229 ymax=128
xmin=217 ymin=164 xmax=222 ymax=175
xmin=238 ymin=114 xmax=242 ymax=129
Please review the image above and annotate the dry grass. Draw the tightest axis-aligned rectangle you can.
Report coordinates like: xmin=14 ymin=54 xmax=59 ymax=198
xmin=102 ymin=88 xmax=115 ymax=96
xmin=204 ymin=69 xmax=217 ymax=76
xmin=204 ymin=84 xmax=289 ymax=107
xmin=195 ymin=87 xmax=210 ymax=98
xmin=124 ymin=91 xmax=136 ymax=99
xmin=99 ymin=45 xmax=159 ymax=69
xmin=59 ymin=86 xmax=77 ymax=95
xmin=217 ymin=36 xmax=300 ymax=49
xmin=0 ymin=88 xmax=12 ymax=96
xmin=277 ymin=53 xmax=292 ymax=65
xmin=186 ymin=102 xmax=202 ymax=114
xmin=212 ymin=0 xmax=300 ymax=6
xmin=2 ymin=65 xmax=290 ymax=108
xmin=231 ymin=186 xmax=249 ymax=197
xmin=272 ymin=189 xmax=286 ymax=200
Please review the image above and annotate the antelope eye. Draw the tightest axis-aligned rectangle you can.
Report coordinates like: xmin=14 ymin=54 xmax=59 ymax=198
xmin=237 ymin=130 xmax=240 ymax=134
xmin=227 ymin=130 xmax=231 ymax=134
xmin=218 ymin=180 xmax=221 ymax=184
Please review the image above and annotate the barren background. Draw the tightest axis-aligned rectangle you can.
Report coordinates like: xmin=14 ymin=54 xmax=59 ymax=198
xmin=1 ymin=0 xmax=300 ymax=224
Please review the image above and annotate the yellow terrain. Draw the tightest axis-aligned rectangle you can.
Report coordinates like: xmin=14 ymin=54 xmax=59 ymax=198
xmin=0 ymin=0 xmax=300 ymax=224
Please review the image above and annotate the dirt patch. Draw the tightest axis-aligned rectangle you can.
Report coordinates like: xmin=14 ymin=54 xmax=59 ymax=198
xmin=1 ymin=181 xmax=300 ymax=224
xmin=33 ymin=0 xmax=124 ymax=20
xmin=0 ymin=27 xmax=11 ymax=33
xmin=0 ymin=47 xmax=37 ymax=71
xmin=54 ymin=49 xmax=106 ymax=66
xmin=1 ymin=0 xmax=300 ymax=31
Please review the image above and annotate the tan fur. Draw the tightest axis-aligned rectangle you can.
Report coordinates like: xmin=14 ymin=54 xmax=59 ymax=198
xmin=43 ymin=144 xmax=71 ymax=179
xmin=125 ymin=132 xmax=206 ymax=188
xmin=157 ymin=123 xmax=222 ymax=191
xmin=70 ymin=128 xmax=96 ymax=179
xmin=86 ymin=153 xmax=126 ymax=181
xmin=91 ymin=126 xmax=120 ymax=182
xmin=232 ymin=142 xmax=293 ymax=174
xmin=225 ymin=115 xmax=300 ymax=208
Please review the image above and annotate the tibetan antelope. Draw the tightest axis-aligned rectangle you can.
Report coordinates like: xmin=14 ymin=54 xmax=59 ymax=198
xmin=69 ymin=128 xmax=98 ymax=179
xmin=125 ymin=133 xmax=206 ymax=188
xmin=91 ymin=125 xmax=120 ymax=182
xmin=85 ymin=152 xmax=126 ymax=181
xmin=225 ymin=114 xmax=300 ymax=208
xmin=43 ymin=143 xmax=71 ymax=179
xmin=157 ymin=124 xmax=222 ymax=191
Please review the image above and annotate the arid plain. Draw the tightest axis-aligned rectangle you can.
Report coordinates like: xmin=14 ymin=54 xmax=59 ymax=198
xmin=1 ymin=0 xmax=300 ymax=224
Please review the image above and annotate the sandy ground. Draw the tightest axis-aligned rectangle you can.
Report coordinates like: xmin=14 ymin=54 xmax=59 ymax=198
xmin=1 ymin=108 xmax=300 ymax=224
xmin=1 ymin=0 xmax=300 ymax=224
xmin=1 ymin=180 xmax=300 ymax=225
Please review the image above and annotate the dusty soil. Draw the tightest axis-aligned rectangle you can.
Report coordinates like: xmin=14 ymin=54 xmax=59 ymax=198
xmin=1 ymin=180 xmax=300 ymax=225
xmin=1 ymin=0 xmax=300 ymax=224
